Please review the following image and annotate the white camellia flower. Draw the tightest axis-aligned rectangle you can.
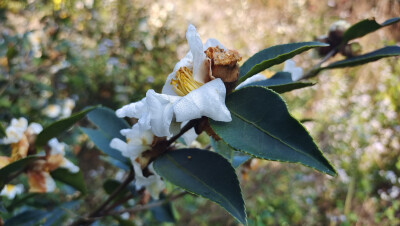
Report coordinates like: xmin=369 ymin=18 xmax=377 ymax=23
xmin=116 ymin=25 xmax=234 ymax=139
xmin=47 ymin=138 xmax=79 ymax=173
xmin=0 ymin=118 xmax=29 ymax=144
xmin=0 ymin=184 xmax=24 ymax=199
xmin=43 ymin=104 xmax=62 ymax=118
xmin=0 ymin=117 xmax=43 ymax=144
xmin=110 ymin=127 xmax=154 ymax=162
xmin=61 ymin=98 xmax=76 ymax=118
xmin=111 ymin=128 xmax=164 ymax=199
xmin=133 ymin=162 xmax=165 ymax=200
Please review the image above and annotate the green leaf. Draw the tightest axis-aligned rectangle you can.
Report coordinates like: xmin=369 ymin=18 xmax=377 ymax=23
xmin=36 ymin=106 xmax=99 ymax=147
xmin=51 ymin=168 xmax=87 ymax=194
xmin=153 ymin=149 xmax=246 ymax=224
xmin=43 ymin=201 xmax=80 ymax=226
xmin=4 ymin=210 xmax=49 ymax=226
xmin=150 ymin=194 xmax=176 ymax=223
xmin=238 ymin=72 xmax=314 ymax=93
xmin=210 ymin=86 xmax=336 ymax=176
xmin=321 ymin=46 xmax=400 ymax=70
xmin=210 ymin=138 xmax=234 ymax=162
xmin=0 ymin=156 xmax=41 ymax=189
xmin=342 ymin=17 xmax=400 ymax=43
xmin=81 ymin=107 xmax=131 ymax=167
xmin=80 ymin=127 xmax=130 ymax=166
xmin=0 ymin=122 xmax=6 ymax=138
xmin=103 ymin=179 xmax=123 ymax=195
xmin=103 ymin=178 xmax=136 ymax=199
xmin=239 ymin=42 xmax=328 ymax=82
xmin=87 ymin=107 xmax=130 ymax=140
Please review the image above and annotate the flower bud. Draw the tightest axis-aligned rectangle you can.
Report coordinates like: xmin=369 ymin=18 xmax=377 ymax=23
xmin=312 ymin=35 xmax=332 ymax=58
xmin=340 ymin=42 xmax=362 ymax=58
xmin=328 ymin=20 xmax=350 ymax=46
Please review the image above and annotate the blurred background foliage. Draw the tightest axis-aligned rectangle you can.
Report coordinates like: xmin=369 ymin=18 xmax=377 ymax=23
xmin=0 ymin=0 xmax=399 ymax=225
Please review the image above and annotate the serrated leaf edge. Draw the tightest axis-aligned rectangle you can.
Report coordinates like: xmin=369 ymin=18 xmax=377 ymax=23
xmin=239 ymin=42 xmax=329 ymax=82
xmin=213 ymin=86 xmax=337 ymax=176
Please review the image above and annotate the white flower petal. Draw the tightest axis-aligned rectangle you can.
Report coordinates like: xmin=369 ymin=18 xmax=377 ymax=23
xmin=116 ymin=97 xmax=148 ymax=118
xmin=61 ymin=158 xmax=80 ymax=173
xmin=236 ymin=73 xmax=267 ymax=89
xmin=290 ymin=67 xmax=303 ymax=81
xmin=283 ymin=59 xmax=296 ymax=71
xmin=0 ymin=118 xmax=29 ymax=144
xmin=180 ymin=122 xmax=198 ymax=145
xmin=48 ymin=138 xmax=65 ymax=155
xmin=44 ymin=172 xmax=56 ymax=192
xmin=110 ymin=138 xmax=129 ymax=157
xmin=203 ymin=38 xmax=225 ymax=50
xmin=283 ymin=60 xmax=303 ymax=81
xmin=162 ymin=50 xmax=193 ymax=95
xmin=43 ymin=105 xmax=61 ymax=118
xmin=173 ymin=79 xmax=231 ymax=122
xmin=27 ymin=123 xmax=43 ymax=135
xmin=145 ymin=90 xmax=180 ymax=137
xmin=0 ymin=184 xmax=24 ymax=199
xmin=133 ymin=161 xmax=144 ymax=179
xmin=186 ymin=24 xmax=207 ymax=82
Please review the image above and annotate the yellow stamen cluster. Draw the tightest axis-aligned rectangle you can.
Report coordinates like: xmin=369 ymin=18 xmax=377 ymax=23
xmin=5 ymin=184 xmax=15 ymax=192
xmin=170 ymin=67 xmax=204 ymax=96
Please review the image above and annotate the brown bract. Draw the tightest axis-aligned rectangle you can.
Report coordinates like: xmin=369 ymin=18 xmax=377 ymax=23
xmin=205 ymin=46 xmax=242 ymax=83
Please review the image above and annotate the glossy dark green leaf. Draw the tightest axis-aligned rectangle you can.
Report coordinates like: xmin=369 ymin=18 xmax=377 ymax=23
xmin=0 ymin=122 xmax=6 ymax=138
xmin=321 ymin=46 xmax=400 ymax=70
xmin=150 ymin=194 xmax=176 ymax=223
xmin=210 ymin=138 xmax=233 ymax=162
xmin=51 ymin=168 xmax=87 ymax=194
xmin=36 ymin=106 xmax=99 ymax=147
xmin=238 ymin=72 xmax=314 ymax=93
xmin=0 ymin=155 xmax=41 ymax=189
xmin=342 ymin=17 xmax=400 ymax=43
xmin=80 ymin=127 xmax=130 ymax=165
xmin=239 ymin=42 xmax=328 ymax=82
xmin=210 ymin=86 xmax=336 ymax=176
xmin=87 ymin=107 xmax=130 ymax=140
xmin=43 ymin=201 xmax=80 ymax=226
xmin=153 ymin=149 xmax=246 ymax=224
xmin=4 ymin=209 xmax=49 ymax=226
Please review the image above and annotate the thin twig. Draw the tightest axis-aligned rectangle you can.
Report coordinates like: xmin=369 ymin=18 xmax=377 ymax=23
xmin=300 ymin=48 xmax=338 ymax=80
xmin=103 ymin=193 xmax=135 ymax=214
xmin=69 ymin=170 xmax=135 ymax=226
xmin=109 ymin=191 xmax=188 ymax=216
